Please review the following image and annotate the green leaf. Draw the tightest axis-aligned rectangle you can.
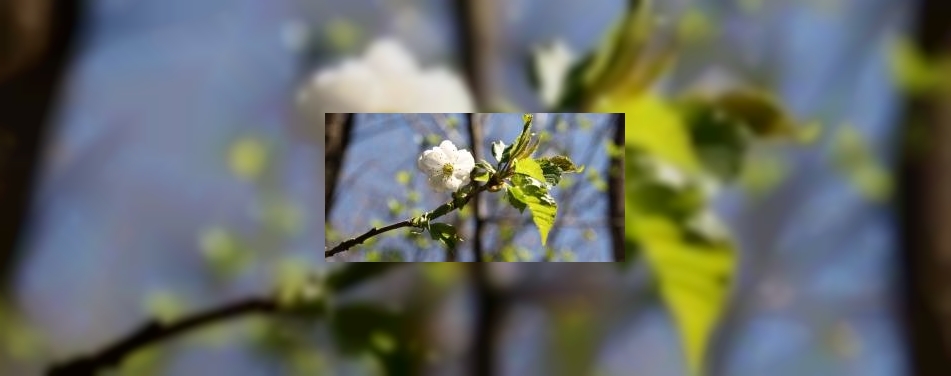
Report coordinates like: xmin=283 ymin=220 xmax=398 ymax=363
xmin=330 ymin=304 xmax=420 ymax=375
xmin=326 ymin=264 xmax=399 ymax=292
xmin=509 ymin=177 xmax=558 ymax=246
xmin=505 ymin=187 xmax=527 ymax=213
xmin=537 ymin=156 xmax=585 ymax=186
xmin=598 ymin=94 xmax=702 ymax=174
xmin=502 ymin=114 xmax=536 ymax=167
xmin=474 ymin=160 xmax=496 ymax=183
xmin=633 ymin=217 xmax=734 ymax=376
xmin=428 ymin=222 xmax=464 ymax=248
xmin=492 ymin=141 xmax=506 ymax=163
xmin=680 ymin=89 xmax=799 ymax=139
xmin=514 ymin=158 xmax=547 ymax=183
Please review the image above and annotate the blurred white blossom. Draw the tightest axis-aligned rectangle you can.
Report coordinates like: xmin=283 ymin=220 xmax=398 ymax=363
xmin=417 ymin=140 xmax=475 ymax=193
xmin=297 ymin=38 xmax=474 ymax=118
xmin=533 ymin=40 xmax=576 ymax=108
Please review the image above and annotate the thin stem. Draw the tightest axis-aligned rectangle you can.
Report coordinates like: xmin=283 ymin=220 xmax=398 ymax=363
xmin=325 ymin=183 xmax=491 ymax=258
xmin=47 ymin=298 xmax=280 ymax=376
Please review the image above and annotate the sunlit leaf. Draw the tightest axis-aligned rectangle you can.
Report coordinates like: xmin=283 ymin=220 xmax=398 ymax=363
xmin=514 ymin=158 xmax=547 ymax=183
xmin=599 ymin=94 xmax=701 ymax=173
xmin=509 ymin=176 xmax=558 ymax=246
xmin=633 ymin=217 xmax=734 ymax=376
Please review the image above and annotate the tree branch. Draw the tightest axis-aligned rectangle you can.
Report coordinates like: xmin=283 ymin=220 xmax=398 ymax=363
xmin=325 ymin=183 xmax=491 ymax=258
xmin=47 ymin=297 xmax=281 ymax=376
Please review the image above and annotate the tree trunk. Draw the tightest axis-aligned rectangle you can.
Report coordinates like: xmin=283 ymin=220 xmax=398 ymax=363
xmin=324 ymin=113 xmax=353 ymax=219
xmin=0 ymin=0 xmax=80 ymax=287
xmin=900 ymin=1 xmax=951 ymax=374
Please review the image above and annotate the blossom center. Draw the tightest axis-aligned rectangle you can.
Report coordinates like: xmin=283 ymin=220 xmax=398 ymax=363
xmin=441 ymin=163 xmax=454 ymax=179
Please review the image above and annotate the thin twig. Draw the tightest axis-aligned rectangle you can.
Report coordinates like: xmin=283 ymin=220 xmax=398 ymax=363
xmin=325 ymin=184 xmax=491 ymax=258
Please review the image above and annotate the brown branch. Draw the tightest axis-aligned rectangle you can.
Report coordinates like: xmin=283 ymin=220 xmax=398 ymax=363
xmin=325 ymin=219 xmax=413 ymax=258
xmin=325 ymin=184 xmax=491 ymax=259
xmin=47 ymin=297 xmax=281 ymax=376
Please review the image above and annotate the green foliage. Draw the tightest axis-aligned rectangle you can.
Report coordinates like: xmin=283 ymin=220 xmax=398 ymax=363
xmin=428 ymin=222 xmax=463 ymax=248
xmin=514 ymin=158 xmax=546 ymax=183
xmin=325 ymin=18 xmax=362 ymax=52
xmin=507 ymin=175 xmax=558 ymax=246
xmin=199 ymin=226 xmax=252 ymax=278
xmin=326 ymin=264 xmax=399 ymax=292
xmin=0 ymin=303 xmax=45 ymax=361
xmin=143 ymin=290 xmax=188 ymax=325
xmin=274 ymin=258 xmax=323 ymax=312
xmin=888 ymin=36 xmax=951 ymax=95
xmin=831 ymin=125 xmax=893 ymax=202
xmin=261 ymin=197 xmax=304 ymax=236
xmin=229 ymin=135 xmax=269 ymax=181
xmin=330 ymin=304 xmax=421 ymax=376
xmin=395 ymin=170 xmax=412 ymax=185
xmin=473 ymin=160 xmax=495 ymax=183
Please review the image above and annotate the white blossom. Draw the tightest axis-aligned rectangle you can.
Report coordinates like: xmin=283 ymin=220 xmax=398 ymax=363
xmin=532 ymin=40 xmax=576 ymax=107
xmin=297 ymin=37 xmax=475 ymax=117
xmin=417 ymin=140 xmax=475 ymax=193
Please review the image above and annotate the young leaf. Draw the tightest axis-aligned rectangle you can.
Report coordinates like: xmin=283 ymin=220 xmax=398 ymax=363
xmin=631 ymin=217 xmax=733 ymax=376
xmin=514 ymin=158 xmax=547 ymax=183
xmin=428 ymin=222 xmax=464 ymax=248
xmin=537 ymin=156 xmax=585 ymax=186
xmin=509 ymin=177 xmax=558 ymax=246
xmin=473 ymin=160 xmax=496 ymax=183
xmin=502 ymin=114 xmax=537 ymax=167
xmin=505 ymin=188 xmax=527 ymax=213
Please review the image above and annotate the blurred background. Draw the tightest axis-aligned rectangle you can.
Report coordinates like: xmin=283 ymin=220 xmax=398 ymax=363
xmin=1 ymin=0 xmax=948 ymax=375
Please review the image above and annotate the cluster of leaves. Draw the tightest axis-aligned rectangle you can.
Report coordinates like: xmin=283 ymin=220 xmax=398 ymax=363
xmin=477 ymin=114 xmax=583 ymax=246
xmin=522 ymin=0 xmax=817 ymax=374
xmin=410 ymin=114 xmax=582 ymax=250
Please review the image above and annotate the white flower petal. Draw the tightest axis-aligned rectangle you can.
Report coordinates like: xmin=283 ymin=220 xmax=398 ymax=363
xmin=418 ymin=149 xmax=448 ymax=172
xmin=444 ymin=176 xmax=462 ymax=192
xmin=453 ymin=149 xmax=475 ymax=173
xmin=533 ymin=40 xmax=576 ymax=107
xmin=439 ymin=140 xmax=458 ymax=155
xmin=364 ymin=38 xmax=419 ymax=77
xmin=297 ymin=37 xmax=475 ymax=114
